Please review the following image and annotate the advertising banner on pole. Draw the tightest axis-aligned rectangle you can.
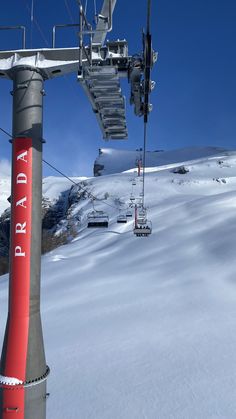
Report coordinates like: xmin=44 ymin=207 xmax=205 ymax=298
xmin=1 ymin=137 xmax=32 ymax=418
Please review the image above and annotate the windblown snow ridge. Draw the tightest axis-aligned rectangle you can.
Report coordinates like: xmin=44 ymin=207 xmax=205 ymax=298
xmin=93 ymin=146 xmax=227 ymax=176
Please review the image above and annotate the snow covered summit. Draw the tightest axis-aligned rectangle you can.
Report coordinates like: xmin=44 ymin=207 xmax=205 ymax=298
xmin=93 ymin=146 xmax=227 ymax=176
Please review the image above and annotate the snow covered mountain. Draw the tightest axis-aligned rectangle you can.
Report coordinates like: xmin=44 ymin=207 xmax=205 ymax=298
xmin=93 ymin=146 xmax=227 ymax=176
xmin=0 ymin=147 xmax=229 ymax=214
xmin=1 ymin=147 xmax=236 ymax=418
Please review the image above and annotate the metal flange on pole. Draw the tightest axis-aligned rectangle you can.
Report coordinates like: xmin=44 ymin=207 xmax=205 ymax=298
xmin=0 ymin=67 xmax=49 ymax=419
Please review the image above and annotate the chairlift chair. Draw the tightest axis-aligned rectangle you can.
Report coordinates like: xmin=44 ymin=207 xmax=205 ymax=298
xmin=87 ymin=210 xmax=109 ymax=228
xmin=117 ymin=214 xmax=127 ymax=223
xmin=137 ymin=208 xmax=147 ymax=225
xmin=136 ymin=198 xmax=143 ymax=208
xmin=133 ymin=220 xmax=152 ymax=237
xmin=126 ymin=209 xmax=133 ymax=218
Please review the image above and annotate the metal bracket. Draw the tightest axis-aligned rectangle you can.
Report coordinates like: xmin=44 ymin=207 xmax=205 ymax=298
xmin=0 ymin=26 xmax=26 ymax=49
xmin=52 ymin=0 xmax=113 ymax=55
xmin=52 ymin=23 xmax=81 ymax=49
xmin=4 ymin=407 xmax=19 ymax=412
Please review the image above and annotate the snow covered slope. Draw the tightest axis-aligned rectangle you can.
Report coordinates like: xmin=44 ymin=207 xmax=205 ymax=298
xmin=43 ymin=176 xmax=86 ymax=203
xmin=1 ymin=149 xmax=236 ymax=418
xmin=0 ymin=175 xmax=86 ymax=217
xmin=94 ymin=146 xmax=227 ymax=176
xmin=0 ymin=147 xmax=228 ymax=215
xmin=0 ymin=159 xmax=11 ymax=215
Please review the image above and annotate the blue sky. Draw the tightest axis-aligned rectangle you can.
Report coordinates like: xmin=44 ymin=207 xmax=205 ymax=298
xmin=0 ymin=0 xmax=236 ymax=176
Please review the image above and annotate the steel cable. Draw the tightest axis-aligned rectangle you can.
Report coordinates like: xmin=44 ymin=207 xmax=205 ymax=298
xmin=0 ymin=126 xmax=120 ymax=210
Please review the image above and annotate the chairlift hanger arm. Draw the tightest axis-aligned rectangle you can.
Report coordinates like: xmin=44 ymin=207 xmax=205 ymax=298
xmin=52 ymin=1 xmax=114 ymax=49
xmin=77 ymin=0 xmax=114 ymax=37
xmin=92 ymin=0 xmax=117 ymax=45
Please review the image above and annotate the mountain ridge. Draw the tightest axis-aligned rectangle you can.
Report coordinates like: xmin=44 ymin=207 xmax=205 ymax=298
xmin=93 ymin=145 xmax=228 ymax=176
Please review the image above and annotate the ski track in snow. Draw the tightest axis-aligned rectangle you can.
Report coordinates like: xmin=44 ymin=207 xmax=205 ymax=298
xmin=1 ymin=149 xmax=236 ymax=418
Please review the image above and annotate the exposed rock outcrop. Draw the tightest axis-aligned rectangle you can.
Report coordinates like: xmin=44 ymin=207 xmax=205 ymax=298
xmin=172 ymin=166 xmax=189 ymax=174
